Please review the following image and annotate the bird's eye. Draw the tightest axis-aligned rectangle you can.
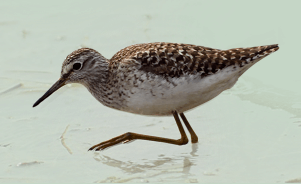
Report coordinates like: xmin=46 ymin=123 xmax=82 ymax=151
xmin=73 ymin=63 xmax=82 ymax=70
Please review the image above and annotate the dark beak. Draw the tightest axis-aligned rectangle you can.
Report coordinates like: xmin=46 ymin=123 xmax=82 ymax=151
xmin=33 ymin=77 xmax=67 ymax=107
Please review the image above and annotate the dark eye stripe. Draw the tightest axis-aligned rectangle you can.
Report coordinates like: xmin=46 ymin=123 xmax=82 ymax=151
xmin=90 ymin=58 xmax=96 ymax=66
xmin=62 ymin=70 xmax=72 ymax=78
xmin=84 ymin=56 xmax=94 ymax=67
xmin=82 ymin=56 xmax=96 ymax=68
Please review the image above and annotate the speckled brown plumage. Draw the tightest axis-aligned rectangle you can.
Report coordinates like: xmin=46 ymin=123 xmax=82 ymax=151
xmin=110 ymin=42 xmax=279 ymax=78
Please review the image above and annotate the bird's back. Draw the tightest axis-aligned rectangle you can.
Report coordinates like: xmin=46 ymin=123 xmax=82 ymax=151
xmin=109 ymin=42 xmax=278 ymax=78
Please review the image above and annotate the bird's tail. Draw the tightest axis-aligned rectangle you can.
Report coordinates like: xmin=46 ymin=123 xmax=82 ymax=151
xmin=218 ymin=44 xmax=279 ymax=66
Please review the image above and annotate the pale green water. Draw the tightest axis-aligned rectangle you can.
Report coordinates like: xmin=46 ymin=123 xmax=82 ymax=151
xmin=1 ymin=0 xmax=301 ymax=183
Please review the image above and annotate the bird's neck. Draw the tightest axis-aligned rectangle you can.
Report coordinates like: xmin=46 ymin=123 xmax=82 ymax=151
xmin=82 ymin=60 xmax=124 ymax=110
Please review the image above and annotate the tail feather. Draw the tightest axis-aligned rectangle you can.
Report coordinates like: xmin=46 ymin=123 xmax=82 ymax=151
xmin=218 ymin=44 xmax=279 ymax=67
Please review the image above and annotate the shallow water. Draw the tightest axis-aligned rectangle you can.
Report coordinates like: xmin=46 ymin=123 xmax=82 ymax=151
xmin=1 ymin=1 xmax=301 ymax=183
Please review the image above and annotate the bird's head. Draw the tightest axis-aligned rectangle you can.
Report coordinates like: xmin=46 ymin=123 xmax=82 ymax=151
xmin=33 ymin=48 xmax=108 ymax=107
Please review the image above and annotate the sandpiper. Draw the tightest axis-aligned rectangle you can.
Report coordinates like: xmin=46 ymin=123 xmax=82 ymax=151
xmin=33 ymin=42 xmax=279 ymax=151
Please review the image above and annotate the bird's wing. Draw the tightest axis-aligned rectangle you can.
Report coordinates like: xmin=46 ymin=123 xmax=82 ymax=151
xmin=110 ymin=42 xmax=278 ymax=78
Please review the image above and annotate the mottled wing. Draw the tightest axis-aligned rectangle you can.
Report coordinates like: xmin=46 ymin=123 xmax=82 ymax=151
xmin=110 ymin=42 xmax=279 ymax=78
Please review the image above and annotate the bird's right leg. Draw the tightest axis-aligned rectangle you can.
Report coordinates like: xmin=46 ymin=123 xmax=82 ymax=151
xmin=88 ymin=111 xmax=189 ymax=151
xmin=179 ymin=112 xmax=198 ymax=143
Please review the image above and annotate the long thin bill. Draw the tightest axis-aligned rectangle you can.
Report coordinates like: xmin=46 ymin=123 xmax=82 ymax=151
xmin=33 ymin=78 xmax=67 ymax=107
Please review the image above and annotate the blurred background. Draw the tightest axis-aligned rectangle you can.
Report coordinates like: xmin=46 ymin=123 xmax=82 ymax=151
xmin=1 ymin=0 xmax=301 ymax=183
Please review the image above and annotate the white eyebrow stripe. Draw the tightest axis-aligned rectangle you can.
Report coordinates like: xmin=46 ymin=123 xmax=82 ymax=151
xmin=63 ymin=63 xmax=73 ymax=74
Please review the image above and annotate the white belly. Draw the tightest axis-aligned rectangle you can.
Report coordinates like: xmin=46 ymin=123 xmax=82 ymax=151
xmin=123 ymin=64 xmax=253 ymax=116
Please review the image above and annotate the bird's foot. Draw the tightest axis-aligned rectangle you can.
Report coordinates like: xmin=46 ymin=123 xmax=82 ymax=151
xmin=88 ymin=132 xmax=134 ymax=151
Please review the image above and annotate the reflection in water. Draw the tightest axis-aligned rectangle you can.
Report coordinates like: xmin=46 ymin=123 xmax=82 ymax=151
xmin=93 ymin=143 xmax=199 ymax=182
xmin=183 ymin=143 xmax=199 ymax=175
